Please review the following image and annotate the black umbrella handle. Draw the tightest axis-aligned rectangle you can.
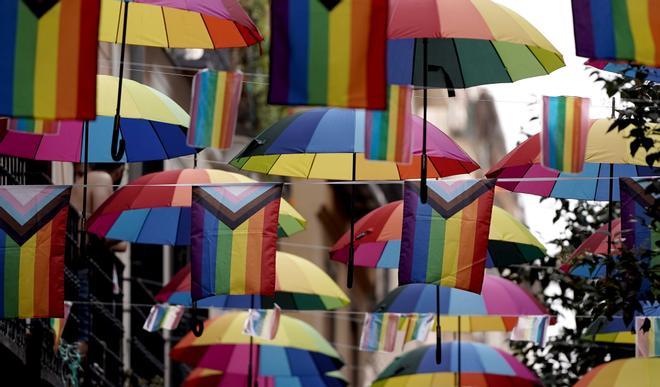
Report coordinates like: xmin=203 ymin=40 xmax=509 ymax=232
xmin=191 ymin=302 xmax=204 ymax=337
xmin=435 ymin=284 xmax=442 ymax=364
xmin=111 ymin=0 xmax=129 ymax=162
xmin=111 ymin=115 xmax=125 ymax=161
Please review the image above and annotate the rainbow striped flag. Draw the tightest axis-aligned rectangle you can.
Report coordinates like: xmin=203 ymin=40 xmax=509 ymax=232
xmin=242 ymin=304 xmax=282 ymax=340
xmin=269 ymin=0 xmax=388 ymax=109
xmin=636 ymin=317 xmax=660 ymax=357
xmin=0 ymin=0 xmax=99 ymax=120
xmin=0 ymin=186 xmax=70 ymax=318
xmin=541 ymin=96 xmax=590 ymax=173
xmin=365 ymin=85 xmax=414 ymax=163
xmin=187 ymin=70 xmax=244 ymax=150
xmin=572 ymin=0 xmax=660 ymax=67
xmin=620 ymin=178 xmax=659 ymax=255
xmin=6 ymin=118 xmax=60 ymax=135
xmin=403 ymin=313 xmax=435 ymax=345
xmin=49 ymin=301 xmax=72 ymax=351
xmin=190 ymin=183 xmax=282 ymax=301
xmin=510 ymin=316 xmax=550 ymax=346
xmin=359 ymin=312 xmax=403 ymax=352
xmin=143 ymin=304 xmax=185 ymax=332
xmin=398 ymin=179 xmax=496 ymax=293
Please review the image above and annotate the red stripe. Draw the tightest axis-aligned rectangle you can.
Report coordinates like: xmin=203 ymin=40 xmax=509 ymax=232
xmin=75 ymin=0 xmax=100 ymax=119
xmin=365 ymin=0 xmax=388 ymax=109
xmin=56 ymin=0 xmax=82 ymax=118
xmin=244 ymin=209 xmax=264 ymax=294
xmin=33 ymin=223 xmax=50 ymax=316
xmin=48 ymin=208 xmax=67 ymax=317
xmin=468 ymin=192 xmax=494 ymax=292
xmin=258 ymin=200 xmax=280 ymax=295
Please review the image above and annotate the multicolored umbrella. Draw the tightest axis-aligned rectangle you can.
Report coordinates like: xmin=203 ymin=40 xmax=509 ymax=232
xmin=99 ymin=0 xmax=262 ymax=49
xmin=387 ymin=0 xmax=564 ymax=200
xmin=0 ymin=74 xmax=193 ymax=162
xmin=171 ymin=312 xmax=343 ymax=376
xmin=560 ymin=219 xmax=622 ymax=278
xmin=574 ymin=358 xmax=660 ymax=387
xmin=372 ymin=343 xmax=541 ymax=387
xmin=156 ymin=251 xmax=349 ymax=310
xmin=183 ymin=369 xmax=347 ymax=387
xmin=330 ymin=203 xmax=545 ymax=268
xmin=486 ymin=119 xmax=659 ymax=201
xmin=87 ymin=169 xmax=306 ymax=243
xmin=587 ymin=60 xmax=660 ymax=83
xmin=582 ymin=302 xmax=660 ymax=344
xmin=373 ymin=275 xmax=548 ymax=332
xmin=230 ymin=108 xmax=478 ymax=287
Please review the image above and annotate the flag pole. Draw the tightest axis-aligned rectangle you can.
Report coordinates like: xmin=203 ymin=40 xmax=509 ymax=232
xmin=421 ymin=38 xmax=429 ymax=204
xmin=80 ymin=121 xmax=90 ymax=262
xmin=457 ymin=315 xmax=462 ymax=387
xmin=435 ymin=283 xmax=441 ymax=364
xmin=247 ymin=295 xmax=255 ymax=387
xmin=607 ymin=97 xmax=615 ymax=276
xmin=347 ymin=152 xmax=357 ymax=288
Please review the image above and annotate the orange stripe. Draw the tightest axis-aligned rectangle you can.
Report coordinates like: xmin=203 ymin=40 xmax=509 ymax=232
xmin=33 ymin=224 xmax=51 ymax=316
xmin=220 ymin=74 xmax=234 ymax=148
xmin=348 ymin=0 xmax=369 ymax=107
xmin=455 ymin=203 xmax=478 ymax=290
xmin=244 ymin=209 xmax=264 ymax=293
xmin=571 ymin=98 xmax=582 ymax=171
xmin=394 ymin=87 xmax=408 ymax=160
xmin=56 ymin=0 xmax=82 ymax=117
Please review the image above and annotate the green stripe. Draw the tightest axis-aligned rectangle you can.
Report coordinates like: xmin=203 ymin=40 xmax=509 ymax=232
xmin=4 ymin=238 xmax=20 ymax=318
xmin=375 ymin=111 xmax=389 ymax=158
xmin=426 ymin=214 xmax=445 ymax=283
xmin=216 ymin=222 xmax=232 ymax=294
xmin=611 ymin=0 xmax=635 ymax=59
xmin=13 ymin=2 xmax=37 ymax=116
xmin=307 ymin=0 xmax=328 ymax=104
xmin=554 ymin=97 xmax=566 ymax=171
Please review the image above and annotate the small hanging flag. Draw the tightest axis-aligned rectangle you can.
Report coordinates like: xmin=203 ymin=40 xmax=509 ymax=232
xmin=636 ymin=317 xmax=660 ymax=358
xmin=5 ymin=118 xmax=60 ymax=135
xmin=510 ymin=316 xmax=550 ymax=346
xmin=571 ymin=0 xmax=660 ymax=67
xmin=242 ymin=304 xmax=282 ymax=340
xmin=359 ymin=312 xmax=402 ymax=352
xmin=143 ymin=304 xmax=185 ymax=332
xmin=541 ymin=96 xmax=590 ymax=173
xmin=365 ymin=85 xmax=414 ymax=163
xmin=0 ymin=186 xmax=70 ymax=318
xmin=269 ymin=0 xmax=388 ymax=109
xmin=398 ymin=179 xmax=496 ymax=293
xmin=50 ymin=301 xmax=72 ymax=352
xmin=620 ymin=178 xmax=659 ymax=254
xmin=190 ymin=183 xmax=282 ymax=301
xmin=187 ymin=70 xmax=244 ymax=150
xmin=0 ymin=0 xmax=99 ymax=119
xmin=403 ymin=313 xmax=435 ymax=345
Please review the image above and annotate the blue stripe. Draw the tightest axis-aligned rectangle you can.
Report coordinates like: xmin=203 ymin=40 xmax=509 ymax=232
xmin=546 ymin=97 xmax=559 ymax=169
xmin=590 ymin=0 xmax=615 ymax=58
xmin=411 ymin=202 xmax=432 ymax=282
xmin=287 ymin=0 xmax=309 ymax=104
xmin=194 ymin=71 xmax=213 ymax=146
xmin=0 ymin=0 xmax=17 ymax=115
xmin=387 ymin=39 xmax=415 ymax=85
xmin=369 ymin=112 xmax=385 ymax=158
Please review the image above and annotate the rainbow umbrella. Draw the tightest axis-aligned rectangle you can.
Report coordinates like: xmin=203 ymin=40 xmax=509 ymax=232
xmin=183 ymin=369 xmax=347 ymax=387
xmin=574 ymin=358 xmax=660 ymax=387
xmin=587 ymin=60 xmax=660 ymax=83
xmin=583 ymin=302 xmax=660 ymax=344
xmin=171 ymin=313 xmax=343 ymax=378
xmin=330 ymin=203 xmax=545 ymax=269
xmin=156 ymin=251 xmax=349 ymax=310
xmin=87 ymin=169 xmax=306 ymax=242
xmin=373 ymin=275 xmax=548 ymax=333
xmin=372 ymin=343 xmax=541 ymax=387
xmin=98 ymin=0 xmax=262 ymax=160
xmin=388 ymin=0 xmax=564 ymax=200
xmin=230 ymin=108 xmax=479 ymax=287
xmin=486 ymin=119 xmax=659 ymax=201
xmin=560 ymin=219 xmax=622 ymax=278
xmin=0 ymin=75 xmax=194 ymax=163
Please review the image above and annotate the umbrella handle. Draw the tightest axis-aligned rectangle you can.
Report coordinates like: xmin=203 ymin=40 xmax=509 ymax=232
xmin=191 ymin=302 xmax=204 ymax=337
xmin=111 ymin=115 xmax=126 ymax=161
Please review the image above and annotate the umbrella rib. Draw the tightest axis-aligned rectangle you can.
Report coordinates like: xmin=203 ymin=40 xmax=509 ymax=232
xmin=306 ymin=153 xmax=319 ymax=179
xmin=524 ymin=44 xmax=549 ymax=74
xmin=149 ymin=120 xmax=170 ymax=160
xmin=198 ymin=12 xmax=214 ymax=48
xmin=451 ymin=39 xmax=467 ymax=89
xmin=265 ymin=154 xmax=283 ymax=175
xmin=134 ymin=207 xmax=153 ymax=243
xmin=160 ymin=6 xmax=171 ymax=48
xmin=488 ymin=40 xmax=513 ymax=83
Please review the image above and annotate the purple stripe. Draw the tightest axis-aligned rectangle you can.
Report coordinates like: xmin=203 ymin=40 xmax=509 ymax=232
xmin=571 ymin=0 xmax=596 ymax=58
xmin=190 ymin=200 xmax=205 ymax=300
xmin=398 ymin=182 xmax=418 ymax=284
xmin=268 ymin=0 xmax=290 ymax=104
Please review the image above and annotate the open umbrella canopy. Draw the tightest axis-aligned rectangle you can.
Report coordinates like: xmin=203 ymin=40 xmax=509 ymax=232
xmin=156 ymin=251 xmax=349 ymax=310
xmin=330 ymin=203 xmax=545 ymax=268
xmin=99 ymin=0 xmax=262 ymax=48
xmin=387 ymin=0 xmax=564 ymax=88
xmin=373 ymin=275 xmax=548 ymax=332
xmin=230 ymin=109 xmax=479 ymax=180
xmin=372 ymin=343 xmax=541 ymax=387
xmin=560 ymin=219 xmax=622 ymax=278
xmin=486 ymin=119 xmax=660 ymax=200
xmin=574 ymin=358 xmax=660 ymax=387
xmin=87 ymin=169 xmax=306 ymax=243
xmin=582 ymin=302 xmax=660 ymax=344
xmin=184 ymin=369 xmax=347 ymax=387
xmin=0 ymin=75 xmax=194 ymax=163
xmin=171 ymin=312 xmax=342 ymax=375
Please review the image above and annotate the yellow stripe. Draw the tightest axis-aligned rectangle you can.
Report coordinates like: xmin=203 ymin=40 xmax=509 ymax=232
xmin=386 ymin=87 xmax=399 ymax=160
xmin=18 ymin=237 xmax=36 ymax=317
xmin=229 ymin=221 xmax=249 ymax=293
xmin=441 ymin=215 xmax=462 ymax=287
xmin=327 ymin=0 xmax=351 ymax=106
xmin=33 ymin=3 xmax=61 ymax=118
xmin=563 ymin=97 xmax=575 ymax=169
xmin=626 ymin=0 xmax=655 ymax=65
xmin=211 ymin=72 xmax=227 ymax=147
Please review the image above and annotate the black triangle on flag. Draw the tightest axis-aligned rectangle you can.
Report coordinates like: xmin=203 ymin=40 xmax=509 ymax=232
xmin=318 ymin=0 xmax=341 ymax=11
xmin=23 ymin=0 xmax=59 ymax=18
